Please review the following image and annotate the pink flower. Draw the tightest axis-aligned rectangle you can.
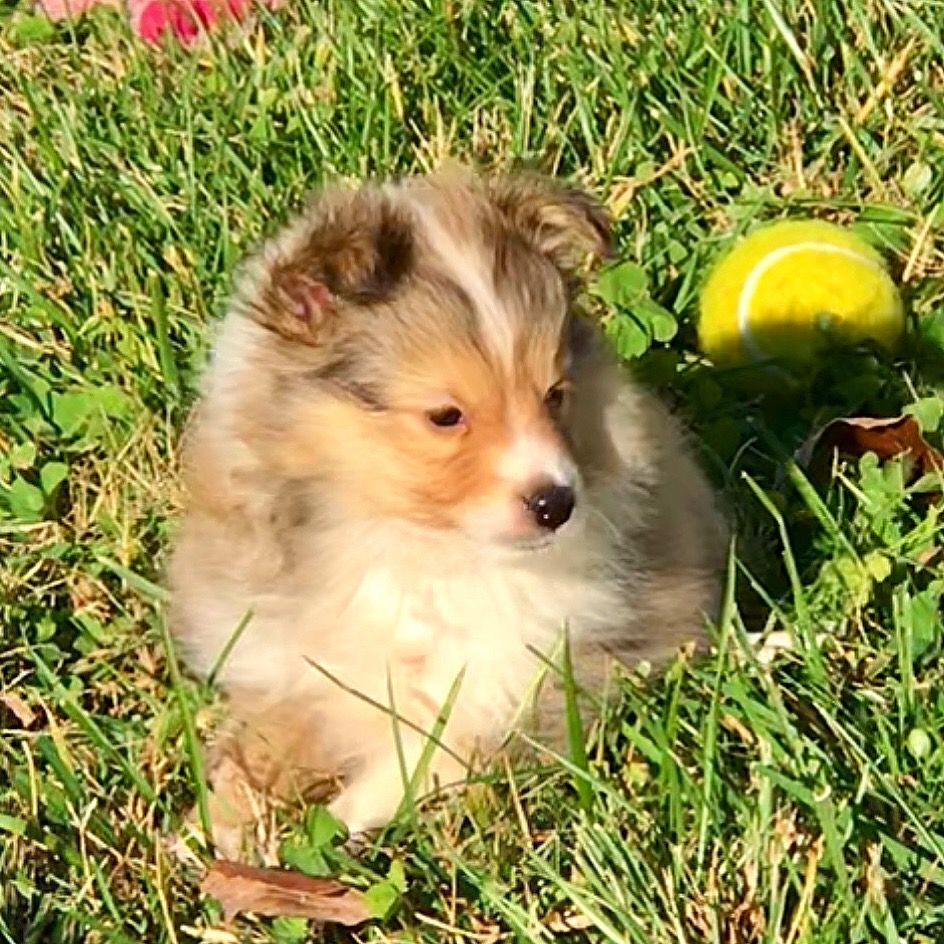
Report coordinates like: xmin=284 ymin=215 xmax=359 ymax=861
xmin=36 ymin=0 xmax=119 ymax=22
xmin=129 ymin=0 xmax=218 ymax=44
xmin=36 ymin=0 xmax=281 ymax=44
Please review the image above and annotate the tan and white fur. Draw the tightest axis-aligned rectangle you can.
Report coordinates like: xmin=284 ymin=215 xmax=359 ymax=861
xmin=168 ymin=167 xmax=725 ymax=845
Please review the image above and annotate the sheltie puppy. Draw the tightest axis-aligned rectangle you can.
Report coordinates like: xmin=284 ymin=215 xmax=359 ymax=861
xmin=168 ymin=167 xmax=725 ymax=846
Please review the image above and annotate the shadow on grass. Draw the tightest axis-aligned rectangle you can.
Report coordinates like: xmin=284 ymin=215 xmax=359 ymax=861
xmin=635 ymin=326 xmax=944 ymax=633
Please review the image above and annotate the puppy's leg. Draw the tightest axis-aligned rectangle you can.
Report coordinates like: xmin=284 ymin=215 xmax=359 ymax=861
xmin=328 ymin=731 xmax=467 ymax=835
xmin=200 ymin=694 xmax=336 ymax=858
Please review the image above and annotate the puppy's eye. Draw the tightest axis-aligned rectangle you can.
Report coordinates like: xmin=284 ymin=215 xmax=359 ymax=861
xmin=544 ymin=385 xmax=566 ymax=412
xmin=426 ymin=406 xmax=464 ymax=428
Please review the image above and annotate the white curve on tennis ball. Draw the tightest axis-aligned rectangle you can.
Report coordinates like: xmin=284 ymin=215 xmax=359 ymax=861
xmin=736 ymin=240 xmax=886 ymax=361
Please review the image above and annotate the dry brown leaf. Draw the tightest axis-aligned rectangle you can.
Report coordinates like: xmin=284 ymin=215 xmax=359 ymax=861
xmin=545 ymin=910 xmax=594 ymax=932
xmin=200 ymin=860 xmax=372 ymax=925
xmin=797 ymin=414 xmax=944 ymax=482
xmin=720 ymin=712 xmax=756 ymax=745
xmin=0 ymin=692 xmax=37 ymax=728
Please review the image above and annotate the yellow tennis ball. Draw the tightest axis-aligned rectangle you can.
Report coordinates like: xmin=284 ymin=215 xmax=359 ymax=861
xmin=698 ymin=220 xmax=904 ymax=365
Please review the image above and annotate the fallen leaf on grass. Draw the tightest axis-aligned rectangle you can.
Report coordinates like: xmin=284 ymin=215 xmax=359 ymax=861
xmin=546 ymin=910 xmax=594 ymax=932
xmin=797 ymin=413 xmax=944 ymax=480
xmin=0 ymin=692 xmax=37 ymax=728
xmin=179 ymin=926 xmax=240 ymax=943
xmin=200 ymin=860 xmax=372 ymax=925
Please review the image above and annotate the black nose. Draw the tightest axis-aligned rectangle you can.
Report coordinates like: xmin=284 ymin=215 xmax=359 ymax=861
xmin=525 ymin=485 xmax=575 ymax=531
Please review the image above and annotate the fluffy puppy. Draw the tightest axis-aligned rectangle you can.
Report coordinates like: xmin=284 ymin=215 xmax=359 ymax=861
xmin=168 ymin=167 xmax=725 ymax=842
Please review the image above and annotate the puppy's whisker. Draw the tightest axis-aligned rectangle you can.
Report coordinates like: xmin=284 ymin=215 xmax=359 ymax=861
xmin=585 ymin=504 xmax=623 ymax=542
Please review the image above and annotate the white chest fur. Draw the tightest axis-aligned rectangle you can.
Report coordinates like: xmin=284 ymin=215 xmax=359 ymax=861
xmin=215 ymin=515 xmax=625 ymax=756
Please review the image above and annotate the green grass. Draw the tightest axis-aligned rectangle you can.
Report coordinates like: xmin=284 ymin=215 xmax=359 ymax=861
xmin=2 ymin=0 xmax=944 ymax=941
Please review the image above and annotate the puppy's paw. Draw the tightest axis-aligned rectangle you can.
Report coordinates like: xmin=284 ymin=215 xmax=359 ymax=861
xmin=328 ymin=783 xmax=399 ymax=839
xmin=199 ymin=753 xmax=272 ymax=862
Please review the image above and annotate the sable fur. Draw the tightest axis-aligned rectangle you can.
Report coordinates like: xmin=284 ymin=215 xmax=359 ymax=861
xmin=168 ymin=167 xmax=726 ymax=846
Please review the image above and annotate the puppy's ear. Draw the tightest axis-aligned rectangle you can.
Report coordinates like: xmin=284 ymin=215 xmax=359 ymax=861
xmin=236 ymin=187 xmax=414 ymax=347
xmin=489 ymin=173 xmax=612 ymax=274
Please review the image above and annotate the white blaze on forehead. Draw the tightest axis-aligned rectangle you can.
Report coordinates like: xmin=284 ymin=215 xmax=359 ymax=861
xmin=498 ymin=430 xmax=577 ymax=489
xmin=414 ymin=203 xmax=516 ymax=366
